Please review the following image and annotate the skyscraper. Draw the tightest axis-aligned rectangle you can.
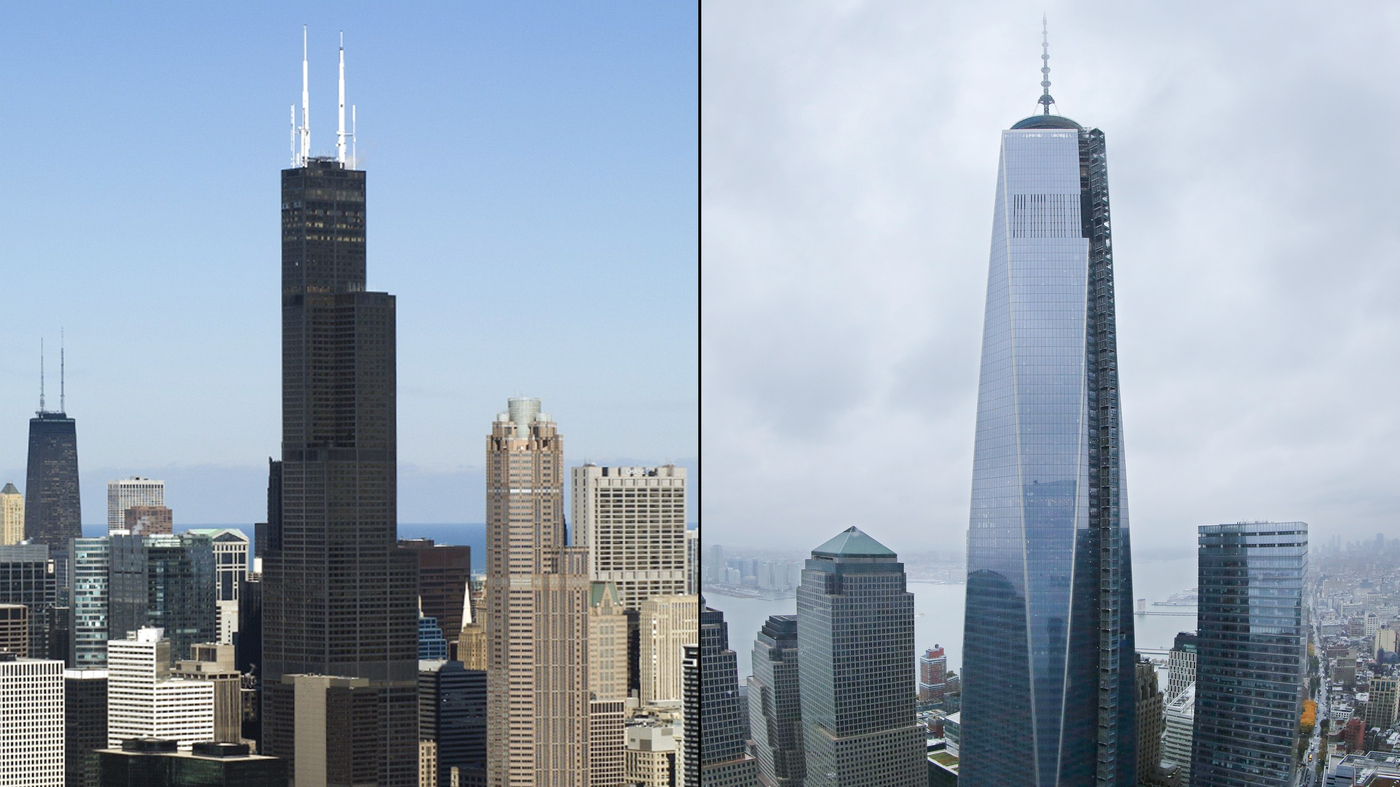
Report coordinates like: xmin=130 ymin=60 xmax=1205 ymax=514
xmin=420 ymin=659 xmax=486 ymax=787
xmin=0 ymin=652 xmax=65 ymax=787
xmin=70 ymin=537 xmax=109 ymax=667
xmin=107 ymin=628 xmax=215 ymax=750
xmin=1135 ymin=657 xmax=1164 ymax=787
xmin=65 ymin=667 xmax=108 ymax=787
xmin=748 ymin=614 xmax=805 ymax=787
xmin=572 ymin=464 xmax=689 ymax=611
xmin=796 ymin=527 xmax=923 ymax=787
xmin=106 ymin=477 xmax=165 ymax=533
xmin=1168 ymin=632 xmax=1199 ymax=702
xmin=108 ymin=532 xmax=216 ymax=665
xmin=398 ymin=539 xmax=471 ymax=639
xmin=0 ymin=483 xmax=23 ymax=546
xmin=919 ymin=645 xmax=948 ymax=704
xmin=184 ymin=528 xmax=249 ymax=645
xmin=25 ymin=408 xmax=81 ymax=551
xmin=1190 ymin=522 xmax=1307 ymax=787
xmin=960 ymin=31 xmax=1136 ymax=787
xmin=700 ymin=604 xmax=759 ymax=787
xmin=1161 ymin=683 xmax=1195 ymax=786
xmin=640 ymin=594 xmax=699 ymax=706
xmin=0 ymin=543 xmax=58 ymax=660
xmin=485 ymin=399 xmax=590 ymax=786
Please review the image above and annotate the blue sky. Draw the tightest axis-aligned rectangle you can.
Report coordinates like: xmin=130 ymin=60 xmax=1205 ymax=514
xmin=0 ymin=3 xmax=697 ymax=525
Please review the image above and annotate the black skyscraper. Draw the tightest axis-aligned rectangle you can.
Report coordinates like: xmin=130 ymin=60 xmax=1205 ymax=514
xmin=260 ymin=149 xmax=418 ymax=783
xmin=25 ymin=409 xmax=81 ymax=550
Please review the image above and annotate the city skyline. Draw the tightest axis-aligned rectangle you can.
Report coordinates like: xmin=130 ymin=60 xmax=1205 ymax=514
xmin=0 ymin=5 xmax=698 ymax=526
xmin=701 ymin=4 xmax=1400 ymax=555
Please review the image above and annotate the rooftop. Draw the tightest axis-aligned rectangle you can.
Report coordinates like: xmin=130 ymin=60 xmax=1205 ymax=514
xmin=811 ymin=526 xmax=896 ymax=558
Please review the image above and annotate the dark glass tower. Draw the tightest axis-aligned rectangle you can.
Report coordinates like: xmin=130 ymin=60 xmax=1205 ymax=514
xmin=748 ymin=615 xmax=805 ymax=787
xmin=700 ymin=603 xmax=760 ymax=786
xmin=959 ymin=60 xmax=1136 ymax=787
xmin=1190 ymin=522 xmax=1307 ymax=787
xmin=260 ymin=155 xmax=418 ymax=784
xmin=107 ymin=533 xmax=216 ymax=664
xmin=25 ymin=410 xmax=81 ymax=549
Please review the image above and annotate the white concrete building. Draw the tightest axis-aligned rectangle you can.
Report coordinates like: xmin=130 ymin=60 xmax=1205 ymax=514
xmin=571 ymin=465 xmax=688 ymax=611
xmin=106 ymin=477 xmax=164 ymax=533
xmin=107 ymin=628 xmax=213 ymax=750
xmin=1161 ymin=682 xmax=1195 ymax=787
xmin=0 ymin=653 xmax=65 ymax=786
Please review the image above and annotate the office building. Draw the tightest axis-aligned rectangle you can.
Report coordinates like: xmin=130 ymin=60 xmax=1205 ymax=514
xmin=280 ymin=673 xmax=391 ymax=787
xmin=70 ymin=538 xmax=109 ymax=667
xmin=919 ymin=645 xmax=948 ymax=704
xmin=123 ymin=505 xmax=173 ymax=536
xmin=420 ymin=659 xmax=487 ymax=787
xmin=260 ymin=48 xmax=419 ymax=784
xmin=590 ymin=699 xmax=627 ymax=787
xmin=0 ymin=483 xmax=22 ymax=546
xmin=107 ymin=477 xmax=165 ymax=532
xmin=1169 ymin=632 xmax=1199 ymax=702
xmin=682 ymin=643 xmax=700 ymax=787
xmin=707 ymin=545 xmax=723 ymax=586
xmin=456 ymin=585 xmax=486 ymax=672
xmin=1161 ymin=683 xmax=1195 ymax=786
xmin=95 ymin=739 xmax=285 ymax=786
xmin=108 ymin=533 xmax=216 ymax=665
xmin=1136 ymin=657 xmax=1164 ymax=786
xmin=172 ymin=643 xmax=242 ymax=744
xmin=0 ymin=543 xmax=59 ymax=659
xmin=748 ymin=614 xmax=804 ymax=787
xmin=419 ymin=614 xmax=449 ymax=660
xmin=485 ymin=399 xmax=591 ymax=786
xmin=572 ymin=464 xmax=689 ymax=611
xmin=686 ymin=528 xmax=699 ymax=595
xmin=399 ymin=540 xmax=472 ymax=640
xmin=1190 ymin=522 xmax=1308 ymax=787
xmin=185 ymin=529 xmax=250 ymax=646
xmin=107 ymin=628 xmax=214 ymax=750
xmin=627 ymin=719 xmax=679 ymax=787
xmin=960 ymin=41 xmax=1137 ymax=787
xmin=590 ymin=582 xmax=630 ymax=702
xmin=1368 ymin=676 xmax=1400 ymax=732
xmin=796 ymin=527 xmax=922 ymax=787
xmin=0 ymin=604 xmax=26 ymax=656
xmin=25 ymin=406 xmax=81 ymax=552
xmin=641 ymin=594 xmax=699 ymax=706
xmin=700 ymin=604 xmax=759 ymax=786
xmin=65 ymin=668 xmax=107 ymax=787
xmin=0 ymin=652 xmax=64 ymax=786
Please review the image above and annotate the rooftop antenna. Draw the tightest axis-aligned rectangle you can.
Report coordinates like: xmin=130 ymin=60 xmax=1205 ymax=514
xmin=38 ymin=338 xmax=44 ymax=413
xmin=289 ymin=104 xmax=297 ymax=166
xmin=351 ymin=105 xmax=357 ymax=169
xmin=1038 ymin=16 xmax=1055 ymax=115
xmin=59 ymin=329 xmax=65 ymax=414
xmin=300 ymin=25 xmax=311 ymax=165
xmin=337 ymin=32 xmax=347 ymax=166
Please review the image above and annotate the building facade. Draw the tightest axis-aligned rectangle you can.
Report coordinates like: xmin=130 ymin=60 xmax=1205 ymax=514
xmin=259 ymin=146 xmax=419 ymax=783
xmin=796 ymin=527 xmax=922 ymax=787
xmin=0 ymin=653 xmax=64 ymax=787
xmin=748 ymin=614 xmax=805 ymax=787
xmin=106 ymin=477 xmax=165 ymax=533
xmin=107 ymin=628 xmax=214 ymax=750
xmin=959 ymin=84 xmax=1137 ymax=786
xmin=1135 ymin=657 xmax=1164 ymax=785
xmin=172 ymin=643 xmax=242 ymax=744
xmin=0 ymin=604 xmax=25 ymax=657
xmin=0 ymin=543 xmax=58 ymax=660
xmin=1161 ymin=682 xmax=1194 ymax=786
xmin=122 ymin=505 xmax=173 ymax=536
xmin=420 ymin=659 xmax=487 ymax=787
xmin=919 ymin=645 xmax=948 ymax=704
xmin=627 ymin=720 xmax=679 ymax=787
xmin=485 ymin=399 xmax=590 ymax=786
xmin=399 ymin=540 xmax=471 ymax=638
xmin=589 ymin=582 xmax=630 ymax=702
xmin=590 ymin=699 xmax=627 ymax=787
xmin=0 ymin=483 xmax=22 ymax=546
xmin=70 ymin=538 xmax=109 ymax=667
xmin=108 ymin=533 xmax=216 ymax=665
xmin=641 ymin=594 xmax=699 ymax=706
xmin=1190 ymin=522 xmax=1308 ymax=787
xmin=25 ymin=410 xmax=81 ymax=551
xmin=572 ymin=464 xmax=689 ymax=611
xmin=65 ymin=668 xmax=107 ymax=787
xmin=184 ymin=529 xmax=250 ymax=646
xmin=1168 ymin=632 xmax=1199 ymax=702
xmin=700 ymin=605 xmax=759 ymax=786
xmin=1366 ymin=676 xmax=1400 ymax=732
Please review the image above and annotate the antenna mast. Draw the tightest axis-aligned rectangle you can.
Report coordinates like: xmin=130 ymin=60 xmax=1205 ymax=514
xmin=1038 ymin=16 xmax=1055 ymax=115
xmin=351 ymin=105 xmax=357 ymax=169
xmin=38 ymin=339 xmax=45 ymax=413
xmin=337 ymin=32 xmax=346 ymax=165
xmin=290 ymin=104 xmax=297 ymax=166
xmin=300 ymin=25 xmax=311 ymax=165
xmin=60 ymin=329 xmax=65 ymax=414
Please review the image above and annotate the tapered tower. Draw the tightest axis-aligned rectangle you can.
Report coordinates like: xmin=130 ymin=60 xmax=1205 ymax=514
xmin=958 ymin=25 xmax=1136 ymax=787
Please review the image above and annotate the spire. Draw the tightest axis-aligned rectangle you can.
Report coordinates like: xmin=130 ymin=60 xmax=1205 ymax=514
xmin=1038 ymin=16 xmax=1055 ymax=115
xmin=300 ymin=25 xmax=311 ymax=165
xmin=337 ymin=32 xmax=346 ymax=165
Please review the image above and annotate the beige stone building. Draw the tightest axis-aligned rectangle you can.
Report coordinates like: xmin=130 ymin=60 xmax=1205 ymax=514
xmin=571 ymin=465 xmax=688 ymax=611
xmin=0 ymin=483 xmax=22 ymax=546
xmin=640 ymin=594 xmax=698 ymax=706
xmin=589 ymin=582 xmax=629 ymax=702
xmin=172 ymin=642 xmax=243 ymax=744
xmin=1368 ymin=676 xmax=1400 ymax=731
xmin=485 ymin=399 xmax=590 ymax=787
xmin=625 ymin=720 xmax=679 ymax=786
xmin=456 ymin=583 xmax=487 ymax=672
xmin=590 ymin=699 xmax=626 ymax=787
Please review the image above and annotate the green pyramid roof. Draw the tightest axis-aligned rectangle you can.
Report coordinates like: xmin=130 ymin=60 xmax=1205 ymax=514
xmin=811 ymin=526 xmax=896 ymax=558
xmin=0 ymin=483 xmax=16 ymax=496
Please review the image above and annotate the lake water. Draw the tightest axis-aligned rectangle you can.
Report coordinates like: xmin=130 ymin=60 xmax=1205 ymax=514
xmin=706 ymin=555 xmax=1198 ymax=683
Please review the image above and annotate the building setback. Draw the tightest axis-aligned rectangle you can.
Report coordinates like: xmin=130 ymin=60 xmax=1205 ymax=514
xmin=796 ymin=527 xmax=922 ymax=787
xmin=0 ymin=652 xmax=64 ymax=787
xmin=700 ymin=604 xmax=759 ymax=786
xmin=748 ymin=614 xmax=805 ymax=787
xmin=260 ymin=52 xmax=419 ymax=784
xmin=107 ymin=628 xmax=214 ymax=750
xmin=1190 ymin=522 xmax=1308 ymax=787
xmin=64 ymin=667 xmax=107 ymax=787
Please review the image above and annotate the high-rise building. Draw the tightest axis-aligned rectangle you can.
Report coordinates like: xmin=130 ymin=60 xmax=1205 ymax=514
xmin=627 ymin=719 xmax=680 ymax=787
xmin=641 ymin=594 xmax=699 ymax=706
xmin=700 ymin=604 xmax=759 ymax=786
xmin=108 ymin=533 xmax=216 ymax=665
xmin=0 ymin=604 xmax=26 ymax=656
xmin=25 ymin=408 xmax=81 ymax=551
xmin=682 ymin=643 xmax=700 ymax=787
xmin=1168 ymin=632 xmax=1199 ymax=702
xmin=399 ymin=540 xmax=472 ymax=639
xmin=0 ymin=483 xmax=22 ymax=546
xmin=0 ymin=543 xmax=59 ymax=660
xmin=589 ymin=582 xmax=630 ymax=702
xmin=107 ymin=477 xmax=165 ymax=533
xmin=95 ymin=739 xmax=286 ymax=785
xmin=172 ymin=643 xmax=242 ymax=744
xmin=796 ymin=527 xmax=922 ymax=787
xmin=0 ymin=652 xmax=65 ymax=787
xmin=1160 ymin=683 xmax=1195 ymax=786
xmin=64 ymin=667 xmax=107 ymax=787
xmin=185 ymin=529 xmax=250 ymax=646
xmin=485 ymin=399 xmax=591 ymax=786
xmin=572 ymin=464 xmax=689 ymax=611
xmin=707 ymin=545 xmax=723 ymax=586
xmin=70 ymin=538 xmax=109 ymax=668
xmin=1366 ymin=676 xmax=1400 ymax=732
xmin=260 ymin=43 xmax=419 ymax=786
xmin=420 ymin=659 xmax=487 ymax=787
xmin=590 ymin=699 xmax=627 ymax=787
xmin=686 ymin=528 xmax=699 ymax=595
xmin=107 ymin=628 xmax=214 ymax=750
xmin=1190 ymin=522 xmax=1308 ymax=787
xmin=456 ymin=584 xmax=486 ymax=672
xmin=960 ymin=40 xmax=1137 ymax=787
xmin=418 ymin=614 xmax=449 ymax=660
xmin=123 ymin=506 xmax=173 ymax=537
xmin=1135 ymin=657 xmax=1164 ymax=786
xmin=278 ymin=673 xmax=384 ymax=785
xmin=748 ymin=614 xmax=804 ymax=787
xmin=919 ymin=645 xmax=948 ymax=704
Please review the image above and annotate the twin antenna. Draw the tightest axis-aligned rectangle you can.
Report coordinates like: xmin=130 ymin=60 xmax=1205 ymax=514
xmin=37 ymin=331 xmax=65 ymax=416
xmin=291 ymin=27 xmax=355 ymax=168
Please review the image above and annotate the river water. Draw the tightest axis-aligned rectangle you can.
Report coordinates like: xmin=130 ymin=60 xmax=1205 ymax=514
xmin=706 ymin=555 xmax=1197 ymax=683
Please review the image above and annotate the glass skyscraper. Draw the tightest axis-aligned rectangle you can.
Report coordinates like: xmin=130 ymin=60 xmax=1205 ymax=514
xmin=1190 ymin=522 xmax=1307 ymax=787
xmin=959 ymin=80 xmax=1136 ymax=785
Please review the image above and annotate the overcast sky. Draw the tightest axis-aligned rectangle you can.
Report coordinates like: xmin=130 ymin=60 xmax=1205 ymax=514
xmin=0 ymin=4 xmax=697 ymax=525
xmin=702 ymin=2 xmax=1400 ymax=560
